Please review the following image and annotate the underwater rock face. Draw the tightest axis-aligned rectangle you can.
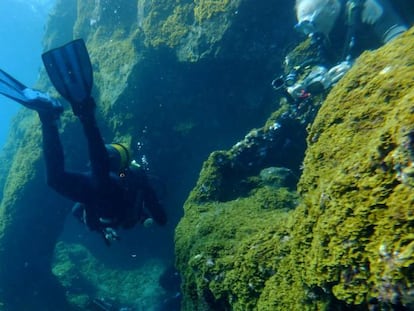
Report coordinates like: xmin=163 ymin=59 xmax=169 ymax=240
xmin=175 ymin=28 xmax=414 ymax=310
xmin=294 ymin=27 xmax=414 ymax=309
xmin=175 ymin=114 xmax=303 ymax=310
xmin=0 ymin=0 xmax=295 ymax=309
xmin=52 ymin=242 xmax=167 ymax=310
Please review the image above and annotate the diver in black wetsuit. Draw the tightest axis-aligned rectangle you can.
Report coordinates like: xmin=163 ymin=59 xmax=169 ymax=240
xmin=281 ymin=0 xmax=409 ymax=103
xmin=0 ymin=39 xmax=167 ymax=244
xmin=41 ymin=96 xmax=167 ymax=244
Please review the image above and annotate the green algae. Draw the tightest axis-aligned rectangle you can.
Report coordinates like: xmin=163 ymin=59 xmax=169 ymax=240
xmin=294 ymin=28 xmax=414 ymax=307
xmin=87 ymin=34 xmax=138 ymax=109
xmin=140 ymin=0 xmax=241 ymax=61
xmin=176 ymin=185 xmax=297 ymax=310
xmin=0 ymin=113 xmax=43 ymax=233
xmin=176 ymin=28 xmax=414 ymax=310
xmin=159 ymin=5 xmax=192 ymax=47
xmin=143 ymin=3 xmax=192 ymax=48
xmin=176 ymin=112 xmax=301 ymax=309
xmin=0 ymin=0 xmax=292 ymax=308
xmin=1 ymin=0 xmax=412 ymax=309
xmin=141 ymin=1 xmax=192 ymax=48
xmin=52 ymin=241 xmax=167 ymax=309
xmin=193 ymin=0 xmax=231 ymax=23
xmin=284 ymin=38 xmax=321 ymax=73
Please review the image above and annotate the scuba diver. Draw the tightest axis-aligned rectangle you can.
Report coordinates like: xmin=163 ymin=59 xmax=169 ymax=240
xmin=274 ymin=0 xmax=409 ymax=103
xmin=0 ymin=39 xmax=167 ymax=245
xmin=295 ymin=0 xmax=407 ymax=44
xmin=266 ymin=0 xmax=411 ymax=175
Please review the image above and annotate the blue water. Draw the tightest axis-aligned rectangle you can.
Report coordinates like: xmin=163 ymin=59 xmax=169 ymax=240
xmin=0 ymin=0 xmax=55 ymax=148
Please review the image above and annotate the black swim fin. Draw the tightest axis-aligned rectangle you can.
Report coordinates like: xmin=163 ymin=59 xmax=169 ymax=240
xmin=42 ymin=39 xmax=93 ymax=110
xmin=0 ymin=69 xmax=63 ymax=114
xmin=0 ymin=69 xmax=32 ymax=105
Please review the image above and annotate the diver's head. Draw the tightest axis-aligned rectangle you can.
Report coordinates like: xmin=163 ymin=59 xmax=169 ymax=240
xmin=295 ymin=0 xmax=341 ymax=37
xmin=105 ymin=143 xmax=131 ymax=172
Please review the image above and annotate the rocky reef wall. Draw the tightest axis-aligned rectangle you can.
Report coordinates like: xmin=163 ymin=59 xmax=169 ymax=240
xmin=175 ymin=27 xmax=414 ymax=310
xmin=0 ymin=0 xmax=296 ymax=309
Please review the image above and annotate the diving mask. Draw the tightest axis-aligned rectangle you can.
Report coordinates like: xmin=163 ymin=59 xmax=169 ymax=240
xmin=295 ymin=19 xmax=316 ymax=35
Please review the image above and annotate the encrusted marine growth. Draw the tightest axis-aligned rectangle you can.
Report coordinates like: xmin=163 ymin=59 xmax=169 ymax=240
xmin=0 ymin=0 xmax=292 ymax=309
xmin=176 ymin=108 xmax=302 ymax=309
xmin=193 ymin=0 xmax=231 ymax=22
xmin=176 ymin=27 xmax=414 ymax=310
xmin=295 ymin=27 xmax=414 ymax=308
xmin=52 ymin=242 xmax=167 ymax=309
xmin=188 ymin=104 xmax=307 ymax=204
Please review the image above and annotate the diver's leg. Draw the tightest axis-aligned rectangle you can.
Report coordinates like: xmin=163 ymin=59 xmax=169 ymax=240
xmin=39 ymin=113 xmax=92 ymax=202
xmin=0 ymin=69 xmax=94 ymax=200
xmin=76 ymin=97 xmax=111 ymax=182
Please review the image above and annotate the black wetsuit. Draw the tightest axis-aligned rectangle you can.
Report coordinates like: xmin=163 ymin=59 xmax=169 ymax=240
xmin=39 ymin=99 xmax=167 ymax=235
xmin=329 ymin=0 xmax=408 ymax=62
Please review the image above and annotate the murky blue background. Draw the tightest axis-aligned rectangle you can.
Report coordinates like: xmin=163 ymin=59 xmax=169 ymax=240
xmin=0 ymin=0 xmax=55 ymax=147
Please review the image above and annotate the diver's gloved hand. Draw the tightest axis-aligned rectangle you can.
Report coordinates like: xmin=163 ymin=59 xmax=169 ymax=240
xmin=324 ymin=60 xmax=353 ymax=88
xmin=362 ymin=0 xmax=384 ymax=25
xmin=102 ymin=227 xmax=120 ymax=245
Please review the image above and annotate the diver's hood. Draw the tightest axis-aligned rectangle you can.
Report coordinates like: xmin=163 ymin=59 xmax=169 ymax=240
xmin=295 ymin=0 xmax=342 ymax=36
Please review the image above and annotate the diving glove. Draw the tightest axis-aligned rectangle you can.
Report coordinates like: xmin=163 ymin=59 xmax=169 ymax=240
xmin=102 ymin=227 xmax=120 ymax=245
xmin=362 ymin=0 xmax=383 ymax=25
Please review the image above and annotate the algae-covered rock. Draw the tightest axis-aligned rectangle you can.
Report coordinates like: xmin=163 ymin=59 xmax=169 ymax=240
xmin=176 ymin=27 xmax=414 ymax=310
xmin=175 ymin=109 xmax=303 ymax=310
xmin=0 ymin=0 xmax=294 ymax=309
xmin=52 ymin=241 xmax=167 ymax=310
xmin=292 ymin=27 xmax=414 ymax=309
xmin=0 ymin=111 xmax=76 ymax=310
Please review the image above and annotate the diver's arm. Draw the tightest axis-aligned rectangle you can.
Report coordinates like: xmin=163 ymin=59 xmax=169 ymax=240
xmin=144 ymin=187 xmax=167 ymax=226
xmin=127 ymin=166 xmax=167 ymax=226
xmin=141 ymin=172 xmax=167 ymax=226
xmin=363 ymin=0 xmax=407 ymax=43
